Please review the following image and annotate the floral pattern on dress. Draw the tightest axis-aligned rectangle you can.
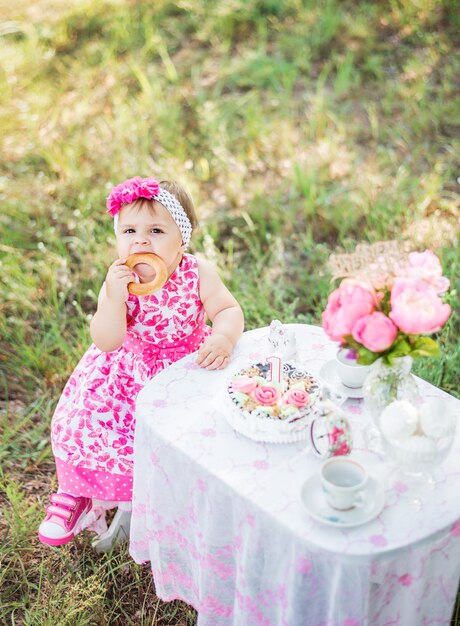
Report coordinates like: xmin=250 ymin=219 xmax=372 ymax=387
xmin=51 ymin=254 xmax=210 ymax=479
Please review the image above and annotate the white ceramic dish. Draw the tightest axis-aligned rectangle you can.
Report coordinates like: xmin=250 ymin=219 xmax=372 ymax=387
xmin=300 ymin=473 xmax=385 ymax=528
xmin=319 ymin=360 xmax=366 ymax=400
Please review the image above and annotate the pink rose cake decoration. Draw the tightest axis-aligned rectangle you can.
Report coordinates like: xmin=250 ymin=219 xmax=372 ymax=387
xmin=231 ymin=377 xmax=258 ymax=394
xmin=251 ymin=386 xmax=280 ymax=406
xmin=282 ymin=388 xmax=310 ymax=408
xmin=227 ymin=362 xmax=322 ymax=436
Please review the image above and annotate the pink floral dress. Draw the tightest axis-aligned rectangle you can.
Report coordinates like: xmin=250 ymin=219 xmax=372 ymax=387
xmin=51 ymin=254 xmax=210 ymax=502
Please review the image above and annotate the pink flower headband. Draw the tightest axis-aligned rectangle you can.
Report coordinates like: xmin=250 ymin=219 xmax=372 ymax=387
xmin=106 ymin=176 xmax=192 ymax=247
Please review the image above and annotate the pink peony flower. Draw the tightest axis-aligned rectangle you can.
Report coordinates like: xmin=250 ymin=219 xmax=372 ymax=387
xmin=322 ymin=283 xmax=375 ymax=342
xmin=402 ymin=250 xmax=450 ymax=294
xmin=390 ymin=278 xmax=451 ymax=334
xmin=106 ymin=176 xmax=161 ymax=216
xmin=282 ymin=388 xmax=310 ymax=408
xmin=251 ymin=386 xmax=280 ymax=406
xmin=352 ymin=312 xmax=398 ymax=352
xmin=231 ymin=376 xmax=258 ymax=394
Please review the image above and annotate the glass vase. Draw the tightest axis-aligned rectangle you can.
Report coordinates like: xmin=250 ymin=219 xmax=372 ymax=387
xmin=362 ymin=356 xmax=420 ymax=452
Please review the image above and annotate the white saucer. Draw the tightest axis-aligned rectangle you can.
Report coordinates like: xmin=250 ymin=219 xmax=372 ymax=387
xmin=300 ymin=474 xmax=385 ymax=528
xmin=319 ymin=360 xmax=365 ymax=399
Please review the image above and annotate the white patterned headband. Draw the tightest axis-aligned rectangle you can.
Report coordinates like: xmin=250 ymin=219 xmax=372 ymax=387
xmin=106 ymin=176 xmax=193 ymax=247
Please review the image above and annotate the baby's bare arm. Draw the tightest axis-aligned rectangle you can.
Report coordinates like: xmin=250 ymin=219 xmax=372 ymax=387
xmin=196 ymin=258 xmax=244 ymax=370
xmin=90 ymin=259 xmax=131 ymax=352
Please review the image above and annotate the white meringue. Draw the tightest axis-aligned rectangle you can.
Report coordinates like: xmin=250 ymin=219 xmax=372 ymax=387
xmin=419 ymin=399 xmax=457 ymax=439
xmin=380 ymin=400 xmax=419 ymax=441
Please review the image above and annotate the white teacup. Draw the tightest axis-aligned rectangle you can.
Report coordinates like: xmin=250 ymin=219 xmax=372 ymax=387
xmin=335 ymin=348 xmax=371 ymax=389
xmin=320 ymin=457 xmax=368 ymax=510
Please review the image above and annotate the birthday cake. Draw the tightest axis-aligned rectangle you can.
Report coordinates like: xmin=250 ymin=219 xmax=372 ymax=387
xmin=226 ymin=361 xmax=322 ymax=443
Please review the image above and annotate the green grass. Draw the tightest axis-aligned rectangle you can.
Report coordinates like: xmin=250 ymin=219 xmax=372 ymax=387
xmin=1 ymin=0 xmax=459 ymax=623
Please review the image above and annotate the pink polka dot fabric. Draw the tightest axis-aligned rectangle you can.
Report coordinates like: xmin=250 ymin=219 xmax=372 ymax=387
xmin=51 ymin=254 xmax=210 ymax=502
xmin=56 ymin=457 xmax=133 ymax=500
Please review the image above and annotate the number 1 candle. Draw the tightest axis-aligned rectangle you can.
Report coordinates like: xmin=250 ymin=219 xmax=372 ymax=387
xmin=266 ymin=355 xmax=282 ymax=383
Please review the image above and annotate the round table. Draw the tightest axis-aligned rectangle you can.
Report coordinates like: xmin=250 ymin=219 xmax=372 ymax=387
xmin=129 ymin=324 xmax=460 ymax=626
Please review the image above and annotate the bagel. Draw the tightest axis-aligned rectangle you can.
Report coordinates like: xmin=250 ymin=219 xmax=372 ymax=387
xmin=125 ymin=253 xmax=168 ymax=296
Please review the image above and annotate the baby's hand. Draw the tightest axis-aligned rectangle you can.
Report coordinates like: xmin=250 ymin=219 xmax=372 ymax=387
xmin=105 ymin=258 xmax=132 ymax=303
xmin=196 ymin=334 xmax=233 ymax=370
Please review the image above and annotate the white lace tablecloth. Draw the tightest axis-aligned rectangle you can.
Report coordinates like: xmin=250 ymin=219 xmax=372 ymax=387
xmin=129 ymin=324 xmax=460 ymax=626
